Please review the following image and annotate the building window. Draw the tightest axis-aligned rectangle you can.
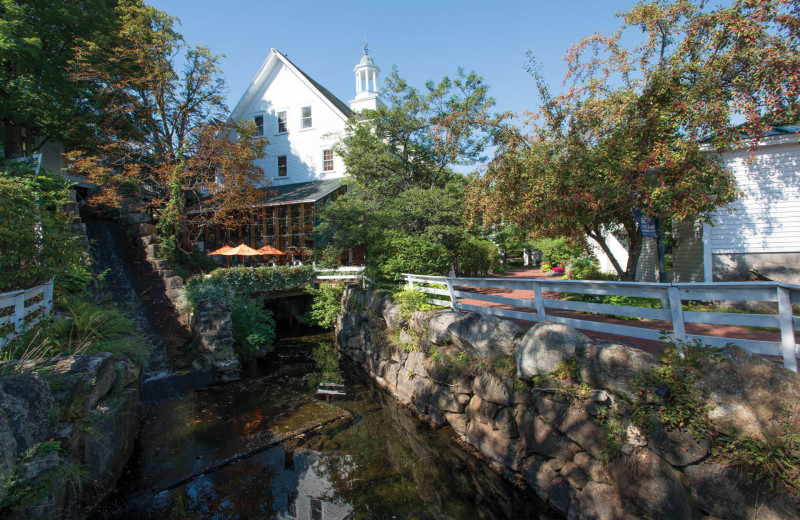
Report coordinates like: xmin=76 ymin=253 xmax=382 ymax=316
xmin=323 ymin=149 xmax=334 ymax=172
xmin=254 ymin=115 xmax=264 ymax=135
xmin=277 ymin=111 xmax=287 ymax=133
xmin=301 ymin=106 xmax=312 ymax=129
xmin=287 ymin=493 xmax=297 ymax=517
xmin=310 ymin=498 xmax=322 ymax=520
xmin=278 ymin=156 xmax=287 ymax=177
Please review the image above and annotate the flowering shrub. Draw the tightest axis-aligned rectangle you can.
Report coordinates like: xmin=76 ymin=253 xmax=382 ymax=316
xmin=540 ymin=263 xmax=552 ymax=272
xmin=552 ymin=266 xmax=565 ymax=274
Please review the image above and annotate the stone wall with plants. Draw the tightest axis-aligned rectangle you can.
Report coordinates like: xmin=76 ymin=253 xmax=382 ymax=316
xmin=182 ymin=265 xmax=314 ymax=381
xmin=335 ymin=284 xmax=800 ymax=520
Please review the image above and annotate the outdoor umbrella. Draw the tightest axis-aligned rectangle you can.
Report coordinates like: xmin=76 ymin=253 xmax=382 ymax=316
xmin=219 ymin=243 xmax=263 ymax=267
xmin=207 ymin=244 xmax=234 ymax=267
xmin=256 ymin=245 xmax=285 ymax=266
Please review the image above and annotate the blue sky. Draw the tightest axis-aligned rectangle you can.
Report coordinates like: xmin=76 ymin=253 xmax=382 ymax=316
xmin=149 ymin=0 xmax=643 ymax=118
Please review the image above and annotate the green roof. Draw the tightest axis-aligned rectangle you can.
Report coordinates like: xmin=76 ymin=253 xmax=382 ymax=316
xmin=263 ymin=178 xmax=345 ymax=204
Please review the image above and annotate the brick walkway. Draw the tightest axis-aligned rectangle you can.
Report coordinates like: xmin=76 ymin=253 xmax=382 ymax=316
xmin=454 ymin=268 xmax=797 ymax=366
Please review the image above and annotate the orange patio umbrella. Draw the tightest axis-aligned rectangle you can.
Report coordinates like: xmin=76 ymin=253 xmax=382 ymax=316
xmin=207 ymin=244 xmax=234 ymax=267
xmin=256 ymin=245 xmax=285 ymax=256
xmin=218 ymin=243 xmax=263 ymax=267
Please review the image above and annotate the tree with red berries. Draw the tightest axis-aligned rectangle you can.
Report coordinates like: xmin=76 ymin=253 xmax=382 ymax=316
xmin=468 ymin=0 xmax=799 ymax=280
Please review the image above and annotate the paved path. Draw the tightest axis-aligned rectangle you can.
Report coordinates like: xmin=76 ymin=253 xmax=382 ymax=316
xmin=455 ymin=268 xmax=797 ymax=365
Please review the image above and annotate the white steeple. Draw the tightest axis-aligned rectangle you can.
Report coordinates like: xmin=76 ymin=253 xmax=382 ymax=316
xmin=349 ymin=39 xmax=381 ymax=112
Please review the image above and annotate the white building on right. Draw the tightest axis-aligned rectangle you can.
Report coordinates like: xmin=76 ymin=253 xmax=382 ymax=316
xmin=593 ymin=126 xmax=800 ymax=283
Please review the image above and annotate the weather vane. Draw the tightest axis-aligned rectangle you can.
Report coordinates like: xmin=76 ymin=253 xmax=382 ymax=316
xmin=363 ymin=37 xmax=369 ymax=55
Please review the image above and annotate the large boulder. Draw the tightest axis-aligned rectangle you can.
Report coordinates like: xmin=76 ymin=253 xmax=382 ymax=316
xmin=608 ymin=449 xmax=692 ymax=520
xmin=81 ymin=388 xmax=140 ymax=508
xmin=119 ymin=212 xmax=151 ymax=227
xmin=0 ymin=408 xmax=17 ymax=502
xmin=576 ymin=341 xmax=657 ymax=399
xmin=447 ymin=312 xmax=522 ymax=358
xmin=46 ymin=353 xmax=116 ymax=411
xmin=516 ymin=407 xmax=582 ymax=460
xmin=409 ymin=310 xmax=442 ymax=335
xmin=520 ymin=457 xmax=574 ymax=515
xmin=516 ymin=322 xmax=590 ymax=380
xmin=466 ymin=419 xmax=526 ymax=471
xmin=697 ymin=346 xmax=800 ymax=439
xmin=382 ymin=303 xmax=406 ymax=331
xmin=0 ymin=374 xmax=55 ymax=453
xmin=472 ymin=372 xmax=511 ymax=406
xmin=685 ymin=462 xmax=800 ymax=520
xmin=427 ymin=311 xmax=462 ymax=345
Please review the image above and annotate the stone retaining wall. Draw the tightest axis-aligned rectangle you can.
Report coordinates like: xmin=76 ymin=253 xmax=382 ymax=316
xmin=335 ymin=284 xmax=800 ymax=520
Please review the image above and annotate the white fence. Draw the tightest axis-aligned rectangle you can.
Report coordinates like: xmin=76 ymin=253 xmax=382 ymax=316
xmin=0 ymin=279 xmax=55 ymax=348
xmin=403 ymin=273 xmax=800 ymax=372
xmin=314 ymin=266 xmax=368 ymax=283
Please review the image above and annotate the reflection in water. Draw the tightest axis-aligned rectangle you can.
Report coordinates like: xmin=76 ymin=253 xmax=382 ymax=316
xmin=103 ymin=333 xmax=557 ymax=520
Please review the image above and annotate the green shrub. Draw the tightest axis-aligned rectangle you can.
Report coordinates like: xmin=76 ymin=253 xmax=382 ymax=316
xmin=564 ymin=256 xmax=600 ymax=280
xmin=231 ymin=296 xmax=276 ymax=356
xmin=529 ymin=237 xmax=585 ymax=267
xmin=54 ymin=265 xmax=94 ymax=295
xmin=298 ymin=282 xmax=346 ymax=329
xmin=393 ymin=289 xmax=444 ymax=319
xmin=51 ymin=296 xmax=137 ymax=349
xmin=0 ymin=158 xmax=87 ymax=292
xmin=457 ymin=236 xmax=500 ymax=276
xmin=88 ymin=338 xmax=149 ymax=367
xmin=366 ymin=233 xmax=453 ymax=284
xmin=182 ymin=265 xmax=315 ymax=312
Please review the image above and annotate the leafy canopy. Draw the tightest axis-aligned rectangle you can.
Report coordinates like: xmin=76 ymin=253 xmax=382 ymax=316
xmin=468 ymin=0 xmax=799 ymax=280
xmin=320 ymin=69 xmax=506 ymax=282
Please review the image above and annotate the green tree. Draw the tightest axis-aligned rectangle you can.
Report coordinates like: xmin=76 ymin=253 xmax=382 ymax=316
xmin=468 ymin=0 xmax=799 ymax=280
xmin=0 ymin=0 xmax=120 ymax=157
xmin=0 ymin=158 xmax=86 ymax=291
xmin=319 ymin=69 xmax=505 ymax=282
xmin=67 ymin=1 xmax=269 ymax=263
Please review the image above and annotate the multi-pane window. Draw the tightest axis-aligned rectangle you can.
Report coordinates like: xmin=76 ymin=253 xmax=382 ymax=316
xmin=277 ymin=111 xmax=287 ymax=133
xmin=323 ymin=149 xmax=334 ymax=172
xmin=254 ymin=115 xmax=264 ymax=135
xmin=278 ymin=156 xmax=287 ymax=177
xmin=301 ymin=106 xmax=312 ymax=129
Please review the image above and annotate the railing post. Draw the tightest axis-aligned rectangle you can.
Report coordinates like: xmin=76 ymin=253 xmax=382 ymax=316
xmin=667 ymin=286 xmax=687 ymax=345
xmin=43 ymin=280 xmax=54 ymax=315
xmin=444 ymin=278 xmax=459 ymax=311
xmin=532 ymin=282 xmax=546 ymax=323
xmin=777 ymin=286 xmax=798 ymax=372
xmin=408 ymin=276 xmax=415 ymax=290
xmin=13 ymin=292 xmax=25 ymax=338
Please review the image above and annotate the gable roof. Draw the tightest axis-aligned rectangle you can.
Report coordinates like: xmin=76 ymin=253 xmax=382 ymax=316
xmin=229 ymin=49 xmax=353 ymax=123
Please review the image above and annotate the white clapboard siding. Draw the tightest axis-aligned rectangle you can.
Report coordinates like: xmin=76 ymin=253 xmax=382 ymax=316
xmin=403 ymin=273 xmax=800 ymax=372
xmin=709 ymin=138 xmax=800 ymax=254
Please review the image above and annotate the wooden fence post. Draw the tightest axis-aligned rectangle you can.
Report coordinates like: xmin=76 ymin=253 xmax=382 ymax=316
xmin=777 ymin=286 xmax=798 ymax=372
xmin=445 ymin=278 xmax=459 ymax=310
xmin=13 ymin=292 xmax=25 ymax=338
xmin=667 ymin=286 xmax=687 ymax=344
xmin=532 ymin=282 xmax=546 ymax=323
xmin=43 ymin=279 xmax=54 ymax=315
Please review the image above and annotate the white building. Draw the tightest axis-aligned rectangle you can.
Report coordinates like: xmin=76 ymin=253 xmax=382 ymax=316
xmin=592 ymin=127 xmax=800 ymax=283
xmin=198 ymin=47 xmax=381 ymax=259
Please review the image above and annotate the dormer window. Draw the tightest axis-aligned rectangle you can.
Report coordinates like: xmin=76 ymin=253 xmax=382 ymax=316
xmin=301 ymin=106 xmax=312 ymax=129
xmin=277 ymin=111 xmax=287 ymax=133
xmin=254 ymin=115 xmax=264 ymax=135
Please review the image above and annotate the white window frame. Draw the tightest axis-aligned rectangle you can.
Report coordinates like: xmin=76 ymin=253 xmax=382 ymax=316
xmin=277 ymin=155 xmax=288 ymax=177
xmin=322 ymin=149 xmax=334 ymax=172
xmin=253 ymin=113 xmax=265 ymax=136
xmin=277 ymin=110 xmax=287 ymax=134
xmin=300 ymin=106 xmax=312 ymax=130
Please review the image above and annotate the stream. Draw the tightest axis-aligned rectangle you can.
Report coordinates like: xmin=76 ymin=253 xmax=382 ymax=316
xmin=86 ymin=216 xmax=557 ymax=519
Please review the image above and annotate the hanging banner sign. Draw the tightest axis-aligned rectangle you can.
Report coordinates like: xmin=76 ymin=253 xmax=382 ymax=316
xmin=634 ymin=208 xmax=659 ymax=238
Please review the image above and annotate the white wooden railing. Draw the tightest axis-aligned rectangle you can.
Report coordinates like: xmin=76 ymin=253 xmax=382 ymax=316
xmin=403 ymin=273 xmax=800 ymax=372
xmin=314 ymin=266 xmax=367 ymax=282
xmin=0 ymin=279 xmax=55 ymax=348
